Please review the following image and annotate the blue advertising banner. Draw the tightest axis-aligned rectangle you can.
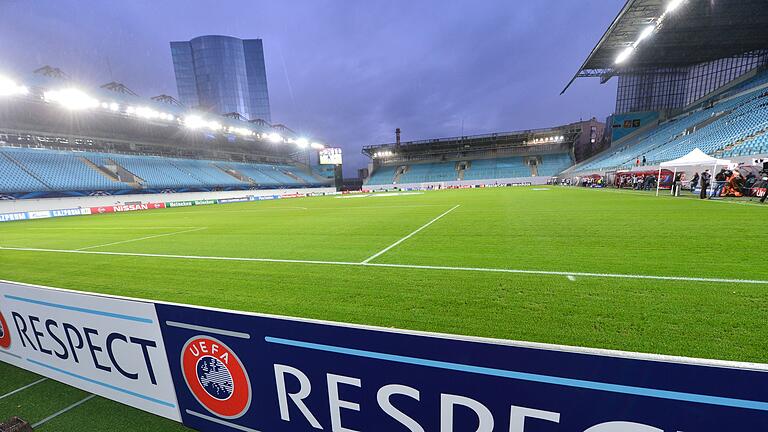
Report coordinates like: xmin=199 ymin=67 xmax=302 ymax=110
xmin=2 ymin=280 xmax=768 ymax=431
xmin=156 ymin=303 xmax=768 ymax=432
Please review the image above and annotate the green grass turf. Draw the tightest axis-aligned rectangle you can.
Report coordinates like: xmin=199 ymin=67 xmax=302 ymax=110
xmin=0 ymin=186 xmax=766 ymax=429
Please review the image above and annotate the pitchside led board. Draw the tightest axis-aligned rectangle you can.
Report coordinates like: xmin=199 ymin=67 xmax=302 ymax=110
xmin=1 ymin=280 xmax=768 ymax=431
xmin=319 ymin=147 xmax=343 ymax=165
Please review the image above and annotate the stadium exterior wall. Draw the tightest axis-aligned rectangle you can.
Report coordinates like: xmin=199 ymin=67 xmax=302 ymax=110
xmin=364 ymin=176 xmax=550 ymax=191
xmin=0 ymin=187 xmax=336 ymax=213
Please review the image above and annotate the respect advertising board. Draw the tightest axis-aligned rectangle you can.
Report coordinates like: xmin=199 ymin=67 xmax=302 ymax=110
xmin=1 ymin=280 xmax=767 ymax=431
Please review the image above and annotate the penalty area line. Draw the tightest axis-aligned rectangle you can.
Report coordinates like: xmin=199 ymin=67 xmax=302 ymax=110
xmin=0 ymin=246 xmax=767 ymax=285
xmin=74 ymin=227 xmax=207 ymax=251
xmin=361 ymin=204 xmax=460 ymax=264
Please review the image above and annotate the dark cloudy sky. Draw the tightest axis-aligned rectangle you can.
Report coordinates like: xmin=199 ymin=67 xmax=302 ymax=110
xmin=0 ymin=0 xmax=621 ymax=174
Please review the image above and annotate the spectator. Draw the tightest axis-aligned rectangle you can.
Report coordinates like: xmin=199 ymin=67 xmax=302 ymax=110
xmin=690 ymin=172 xmax=699 ymax=193
xmin=700 ymin=169 xmax=711 ymax=199
xmin=673 ymin=172 xmax=682 ymax=196
xmin=642 ymin=155 xmax=647 ymax=166
xmin=713 ymin=168 xmax=728 ymax=197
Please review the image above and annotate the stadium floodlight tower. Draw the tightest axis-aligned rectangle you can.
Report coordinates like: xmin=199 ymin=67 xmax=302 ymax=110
xmin=563 ymin=0 xmax=768 ymax=123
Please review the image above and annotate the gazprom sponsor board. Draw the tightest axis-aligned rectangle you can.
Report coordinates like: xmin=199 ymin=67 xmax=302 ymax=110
xmin=1 ymin=279 xmax=768 ymax=431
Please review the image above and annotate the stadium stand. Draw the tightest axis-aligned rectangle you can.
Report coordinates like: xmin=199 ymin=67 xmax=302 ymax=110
xmin=0 ymin=69 xmax=334 ymax=197
xmin=363 ymin=121 xmax=598 ymax=186
xmin=365 ymin=152 xmax=574 ymax=185
xmin=537 ymin=153 xmax=574 ymax=176
xmin=0 ymin=146 xmax=326 ymax=193
xmin=572 ymin=76 xmax=768 ymax=173
xmin=562 ymin=0 xmax=768 ymax=176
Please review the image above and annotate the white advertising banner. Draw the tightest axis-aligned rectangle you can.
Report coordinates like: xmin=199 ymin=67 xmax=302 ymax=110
xmin=0 ymin=282 xmax=180 ymax=421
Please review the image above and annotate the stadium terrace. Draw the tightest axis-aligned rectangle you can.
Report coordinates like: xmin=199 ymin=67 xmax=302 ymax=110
xmin=1 ymin=1 xmax=768 ymax=431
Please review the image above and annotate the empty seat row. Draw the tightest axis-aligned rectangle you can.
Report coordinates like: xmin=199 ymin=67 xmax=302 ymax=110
xmin=0 ymin=146 xmax=327 ymax=193
xmin=366 ymin=153 xmax=573 ymax=185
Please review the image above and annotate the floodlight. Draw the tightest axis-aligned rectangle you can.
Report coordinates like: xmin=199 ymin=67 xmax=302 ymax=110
xmin=184 ymin=115 xmax=205 ymax=129
xmin=135 ymin=106 xmax=159 ymax=119
xmin=268 ymin=132 xmax=283 ymax=143
xmin=0 ymin=76 xmax=28 ymax=96
xmin=43 ymin=88 xmax=99 ymax=110
xmin=666 ymin=0 xmax=684 ymax=13
xmin=311 ymin=142 xmax=325 ymax=149
xmin=296 ymin=137 xmax=309 ymax=148
xmin=637 ymin=25 xmax=655 ymax=42
xmin=615 ymin=46 xmax=634 ymax=64
xmin=109 ymin=102 xmax=119 ymax=111
xmin=231 ymin=127 xmax=253 ymax=136
xmin=126 ymin=106 xmax=136 ymax=114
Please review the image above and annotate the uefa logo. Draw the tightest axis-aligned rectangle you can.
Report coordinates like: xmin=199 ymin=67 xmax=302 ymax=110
xmin=181 ymin=336 xmax=251 ymax=419
xmin=0 ymin=310 xmax=11 ymax=349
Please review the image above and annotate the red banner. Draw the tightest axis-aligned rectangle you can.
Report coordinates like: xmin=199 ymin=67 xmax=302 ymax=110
xmin=89 ymin=206 xmax=115 ymax=214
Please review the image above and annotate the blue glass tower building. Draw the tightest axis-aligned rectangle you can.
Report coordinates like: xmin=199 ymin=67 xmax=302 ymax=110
xmin=170 ymin=35 xmax=271 ymax=122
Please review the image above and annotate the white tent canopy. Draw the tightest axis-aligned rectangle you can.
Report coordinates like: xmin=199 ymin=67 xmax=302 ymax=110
xmin=659 ymin=148 xmax=731 ymax=168
xmin=656 ymin=148 xmax=732 ymax=196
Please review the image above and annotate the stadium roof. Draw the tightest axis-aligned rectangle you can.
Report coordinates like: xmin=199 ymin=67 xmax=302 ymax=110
xmin=562 ymin=0 xmax=768 ymax=94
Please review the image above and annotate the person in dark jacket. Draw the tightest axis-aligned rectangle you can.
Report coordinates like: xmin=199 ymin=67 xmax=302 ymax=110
xmin=673 ymin=173 xmax=682 ymax=196
xmin=700 ymin=170 xmax=711 ymax=199
xmin=713 ymin=169 xmax=728 ymax=197
xmin=690 ymin=172 xmax=700 ymax=193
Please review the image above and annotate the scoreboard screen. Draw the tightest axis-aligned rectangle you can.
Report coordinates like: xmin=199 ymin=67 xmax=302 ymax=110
xmin=319 ymin=147 xmax=343 ymax=165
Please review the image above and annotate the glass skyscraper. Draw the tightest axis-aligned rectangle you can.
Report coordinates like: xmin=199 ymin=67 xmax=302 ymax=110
xmin=170 ymin=35 xmax=271 ymax=122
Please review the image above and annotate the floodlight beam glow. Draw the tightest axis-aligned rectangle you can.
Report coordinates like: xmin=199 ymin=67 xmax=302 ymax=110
xmin=637 ymin=25 xmax=655 ymax=43
xmin=0 ymin=76 xmax=28 ymax=96
xmin=666 ymin=0 xmax=684 ymax=13
xmin=43 ymin=88 xmax=100 ymax=110
xmin=615 ymin=46 xmax=635 ymax=64
xmin=268 ymin=133 xmax=283 ymax=143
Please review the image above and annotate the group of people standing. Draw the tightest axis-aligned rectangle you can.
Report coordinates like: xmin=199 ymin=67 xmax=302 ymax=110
xmin=693 ymin=168 xmax=759 ymax=199
xmin=616 ymin=174 xmax=656 ymax=190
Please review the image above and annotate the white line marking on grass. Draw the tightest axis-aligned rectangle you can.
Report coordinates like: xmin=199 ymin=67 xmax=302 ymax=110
xmin=336 ymin=192 xmax=424 ymax=199
xmin=153 ymin=207 xmax=308 ymax=215
xmin=74 ymin=227 xmax=207 ymax=251
xmin=29 ymin=226 xmax=200 ymax=230
xmin=567 ymin=275 xmax=577 ymax=281
xmin=3 ymin=245 xmax=766 ymax=285
xmin=31 ymin=394 xmax=96 ymax=429
xmin=361 ymin=204 xmax=461 ymax=264
xmin=0 ymin=378 xmax=47 ymax=401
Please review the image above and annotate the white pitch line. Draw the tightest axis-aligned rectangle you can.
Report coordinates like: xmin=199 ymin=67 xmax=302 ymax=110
xmin=361 ymin=204 xmax=461 ymax=264
xmin=31 ymin=394 xmax=96 ymax=429
xmin=74 ymin=227 xmax=207 ymax=251
xmin=29 ymin=227 xmax=200 ymax=230
xmin=0 ymin=378 xmax=47 ymax=401
xmin=1 ymin=245 xmax=766 ymax=285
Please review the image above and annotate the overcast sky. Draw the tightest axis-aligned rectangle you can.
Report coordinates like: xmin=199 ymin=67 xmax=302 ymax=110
xmin=0 ymin=0 xmax=621 ymax=174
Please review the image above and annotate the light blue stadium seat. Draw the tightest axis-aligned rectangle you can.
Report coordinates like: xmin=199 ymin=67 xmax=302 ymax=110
xmin=0 ymin=146 xmax=323 ymax=193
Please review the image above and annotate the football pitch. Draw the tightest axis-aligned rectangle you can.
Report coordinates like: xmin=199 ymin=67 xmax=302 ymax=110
xmin=0 ymin=186 xmax=766 ymax=430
